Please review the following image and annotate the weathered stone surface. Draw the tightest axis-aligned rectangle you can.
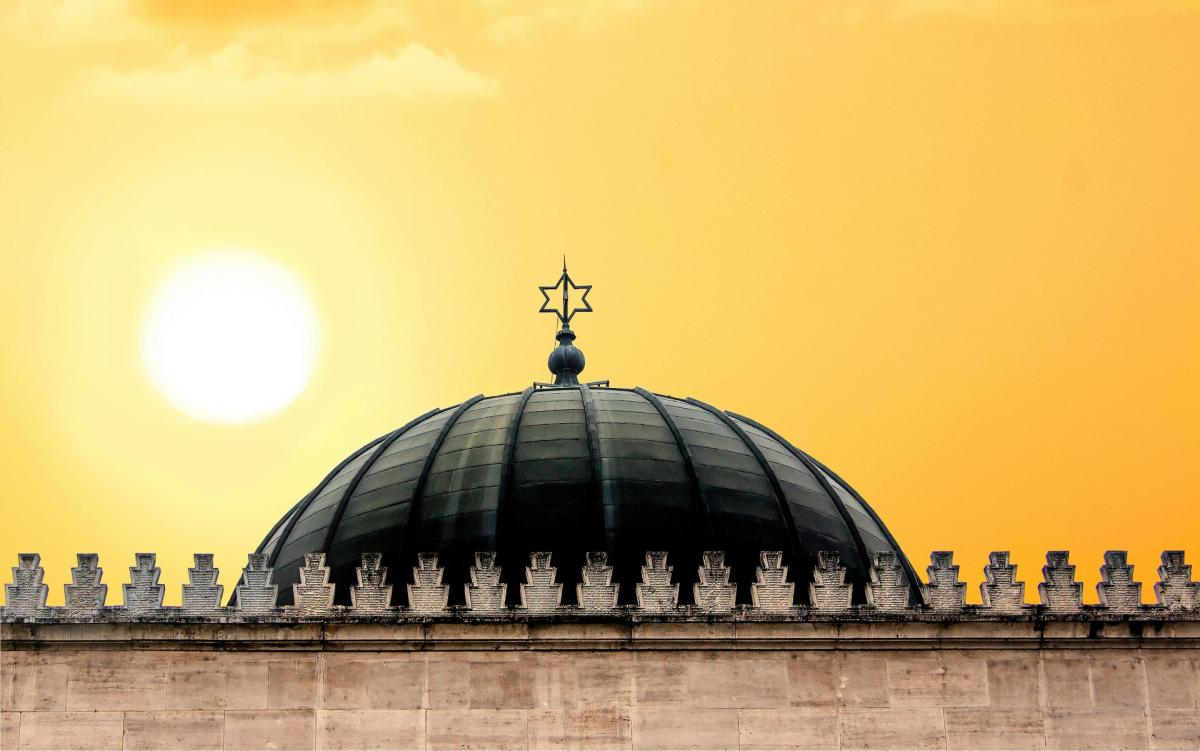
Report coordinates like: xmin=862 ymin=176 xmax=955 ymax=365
xmin=1043 ymin=707 xmax=1149 ymax=749
xmin=470 ymin=661 xmax=536 ymax=709
xmin=786 ymin=652 xmax=889 ymax=708
xmin=316 ymin=709 xmax=425 ymax=750
xmin=837 ymin=707 xmax=946 ymax=749
xmin=1039 ymin=551 xmax=1082 ymax=612
xmin=738 ymin=707 xmax=837 ymax=749
xmin=868 ymin=551 xmax=910 ymax=611
xmin=520 ymin=552 xmax=562 ymax=613
xmin=1156 ymin=551 xmax=1197 ymax=611
xmin=321 ymin=655 xmax=424 ymax=710
xmin=944 ymin=707 xmax=1047 ymax=749
xmin=1097 ymin=550 xmax=1142 ymax=612
xmin=528 ymin=708 xmax=631 ymax=750
xmin=466 ymin=552 xmax=507 ymax=612
xmin=291 ymin=553 xmax=335 ymax=614
xmin=234 ymin=554 xmax=277 ymax=614
xmin=65 ymin=652 xmax=167 ymax=711
xmin=224 ymin=709 xmax=315 ymax=750
xmin=1142 ymin=651 xmax=1198 ymax=708
xmin=632 ymin=707 xmax=740 ymax=750
xmin=181 ymin=554 xmax=222 ymax=612
xmin=13 ymin=711 xmax=123 ymax=750
xmin=750 ymin=551 xmax=794 ymax=612
xmin=926 ymin=551 xmax=967 ymax=611
xmin=122 ymin=553 xmax=164 ymax=613
xmin=694 ymin=551 xmax=736 ymax=613
xmin=4 ymin=554 xmax=47 ymax=617
xmin=1088 ymin=654 xmax=1146 ymax=707
xmin=886 ymin=654 xmax=988 ymax=707
xmin=64 ymin=554 xmax=106 ymax=613
xmin=981 ymin=551 xmax=1027 ymax=613
xmin=985 ymin=653 xmax=1040 ymax=707
xmin=577 ymin=552 xmax=619 ymax=612
xmin=350 ymin=552 xmax=392 ymax=613
xmin=225 ymin=658 xmax=318 ymax=710
xmin=165 ymin=654 xmax=226 ymax=710
xmin=635 ymin=552 xmax=678 ymax=613
xmin=121 ymin=710 xmax=223 ymax=750
xmin=809 ymin=551 xmax=852 ymax=611
xmin=426 ymin=709 xmax=529 ymax=750
xmin=1150 ymin=708 xmax=1200 ymax=750
xmin=408 ymin=552 xmax=449 ymax=613
xmin=1 ymin=654 xmax=67 ymax=712
xmin=1 ymin=711 xmax=18 ymax=751
xmin=1041 ymin=654 xmax=1093 ymax=708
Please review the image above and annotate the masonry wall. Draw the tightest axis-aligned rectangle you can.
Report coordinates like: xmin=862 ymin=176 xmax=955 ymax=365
xmin=2 ymin=622 xmax=1199 ymax=750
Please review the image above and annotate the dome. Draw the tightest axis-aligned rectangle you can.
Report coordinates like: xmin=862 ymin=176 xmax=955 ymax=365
xmin=255 ymin=386 xmax=918 ymax=607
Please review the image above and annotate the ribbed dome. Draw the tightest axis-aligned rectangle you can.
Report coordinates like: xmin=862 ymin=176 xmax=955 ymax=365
xmin=255 ymin=387 xmax=917 ymax=607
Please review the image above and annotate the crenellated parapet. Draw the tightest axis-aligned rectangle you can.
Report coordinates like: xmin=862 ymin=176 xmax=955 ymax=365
xmin=4 ymin=548 xmax=1199 ymax=622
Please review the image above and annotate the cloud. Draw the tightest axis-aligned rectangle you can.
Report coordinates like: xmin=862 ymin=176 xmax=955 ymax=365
xmin=833 ymin=0 xmax=1200 ymax=23
xmin=77 ymin=43 xmax=498 ymax=104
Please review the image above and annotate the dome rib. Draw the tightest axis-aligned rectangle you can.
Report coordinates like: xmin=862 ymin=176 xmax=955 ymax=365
xmin=686 ymin=397 xmax=800 ymax=563
xmin=635 ymin=388 xmax=715 ymax=548
xmin=321 ymin=408 xmax=442 ymax=555
xmin=263 ymin=431 xmax=391 ymax=567
xmin=495 ymin=387 xmax=536 ymax=553
xmin=401 ymin=394 xmax=485 ymax=554
xmin=577 ymin=384 xmax=610 ymax=551
xmin=726 ymin=411 xmax=875 ymax=594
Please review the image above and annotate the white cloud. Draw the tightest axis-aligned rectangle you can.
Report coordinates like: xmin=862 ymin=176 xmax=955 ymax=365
xmin=78 ymin=43 xmax=499 ymax=104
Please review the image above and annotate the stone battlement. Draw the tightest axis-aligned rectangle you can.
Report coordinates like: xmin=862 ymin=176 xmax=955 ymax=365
xmin=4 ymin=549 xmax=1197 ymax=623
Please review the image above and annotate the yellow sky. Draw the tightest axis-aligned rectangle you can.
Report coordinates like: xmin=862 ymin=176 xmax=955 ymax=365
xmin=2 ymin=0 xmax=1198 ymax=605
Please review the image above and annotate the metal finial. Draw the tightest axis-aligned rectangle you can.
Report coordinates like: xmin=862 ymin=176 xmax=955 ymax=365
xmin=538 ymin=259 xmax=592 ymax=385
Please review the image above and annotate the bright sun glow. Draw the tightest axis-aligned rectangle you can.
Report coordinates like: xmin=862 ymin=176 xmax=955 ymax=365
xmin=140 ymin=252 xmax=320 ymax=424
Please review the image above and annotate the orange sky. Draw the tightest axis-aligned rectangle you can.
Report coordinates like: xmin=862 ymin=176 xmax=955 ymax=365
xmin=2 ymin=0 xmax=1198 ymax=604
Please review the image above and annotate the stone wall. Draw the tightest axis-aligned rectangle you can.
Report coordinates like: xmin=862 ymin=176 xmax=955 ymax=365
xmin=2 ymin=620 xmax=1199 ymax=750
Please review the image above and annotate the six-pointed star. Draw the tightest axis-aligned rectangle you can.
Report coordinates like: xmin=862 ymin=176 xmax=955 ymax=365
xmin=539 ymin=265 xmax=593 ymax=326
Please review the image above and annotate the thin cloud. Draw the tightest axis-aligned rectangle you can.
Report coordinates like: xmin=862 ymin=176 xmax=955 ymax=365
xmin=77 ymin=43 xmax=499 ymax=104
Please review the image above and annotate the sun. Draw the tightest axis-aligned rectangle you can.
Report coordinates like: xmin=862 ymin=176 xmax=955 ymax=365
xmin=139 ymin=251 xmax=320 ymax=424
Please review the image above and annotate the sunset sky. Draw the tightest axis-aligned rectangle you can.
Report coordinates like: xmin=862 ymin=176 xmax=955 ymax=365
xmin=2 ymin=0 xmax=1198 ymax=604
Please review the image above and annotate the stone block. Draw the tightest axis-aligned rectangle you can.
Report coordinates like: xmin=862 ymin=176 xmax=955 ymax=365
xmin=316 ymin=709 xmax=425 ymax=750
xmin=631 ymin=707 xmax=739 ymax=750
xmin=121 ymin=710 xmax=223 ymax=750
xmin=14 ymin=711 xmax=123 ymax=750
xmin=528 ymin=708 xmax=631 ymax=750
xmin=577 ymin=553 xmax=619 ymax=612
xmin=470 ymin=661 xmax=536 ymax=709
xmin=732 ymin=656 xmax=790 ymax=708
xmin=926 ymin=551 xmax=967 ymax=611
xmin=693 ymin=551 xmax=735 ymax=612
xmin=574 ymin=654 xmax=635 ymax=708
xmin=321 ymin=655 xmax=425 ymax=710
xmin=1089 ymin=655 xmax=1147 ymax=707
xmin=181 ymin=554 xmax=223 ymax=612
xmin=981 ymin=551 xmax=1027 ymax=613
xmin=63 ymin=554 xmax=106 ymax=613
xmin=635 ymin=552 xmax=678 ymax=613
xmin=520 ymin=552 xmax=562 ymax=613
xmin=291 ymin=552 xmax=334 ymax=614
xmin=224 ymin=709 xmax=315 ymax=750
xmin=1142 ymin=652 xmax=1198 ymax=708
xmin=809 ymin=551 xmax=852 ymax=611
xmin=235 ymin=554 xmax=278 ymax=613
xmin=65 ymin=653 xmax=167 ymax=711
xmin=750 ymin=551 xmax=794 ymax=612
xmin=4 ymin=554 xmax=47 ymax=616
xmin=1155 ymin=551 xmax=1197 ymax=611
xmin=466 ymin=552 xmax=507 ymax=612
xmin=122 ymin=553 xmax=164 ymax=612
xmin=633 ymin=656 xmax=689 ymax=705
xmin=1044 ymin=707 xmax=1149 ymax=749
xmin=1 ymin=712 xmax=18 ymax=751
xmin=943 ymin=708 xmax=1046 ymax=749
xmin=837 ymin=707 xmax=947 ymax=750
xmin=350 ymin=553 xmax=392 ymax=613
xmin=786 ymin=652 xmax=888 ymax=708
xmin=985 ymin=653 xmax=1040 ymax=706
xmin=738 ymin=707 xmax=837 ymax=749
xmin=2 ymin=655 xmax=67 ymax=712
xmin=1098 ymin=551 xmax=1142 ymax=612
xmin=427 ymin=657 xmax=471 ymax=708
xmin=528 ymin=653 xmax=580 ymax=710
xmin=1150 ymin=709 xmax=1200 ymax=750
xmin=408 ymin=553 xmax=449 ymax=613
xmin=886 ymin=654 xmax=988 ymax=707
xmin=1041 ymin=654 xmax=1092 ymax=708
xmin=165 ymin=654 xmax=226 ymax=710
xmin=426 ymin=709 xmax=529 ymax=750
xmin=1039 ymin=551 xmax=1082 ymax=612
xmin=225 ymin=658 xmax=318 ymax=710
xmin=868 ymin=551 xmax=910 ymax=611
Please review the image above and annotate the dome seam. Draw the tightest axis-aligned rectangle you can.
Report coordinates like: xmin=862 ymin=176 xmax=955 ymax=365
xmin=635 ymin=388 xmax=715 ymax=548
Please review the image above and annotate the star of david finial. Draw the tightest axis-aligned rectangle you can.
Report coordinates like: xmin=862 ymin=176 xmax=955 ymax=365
xmin=539 ymin=257 xmax=592 ymax=328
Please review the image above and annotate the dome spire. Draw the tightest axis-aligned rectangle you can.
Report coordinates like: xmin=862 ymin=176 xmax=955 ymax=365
xmin=538 ymin=257 xmax=592 ymax=385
